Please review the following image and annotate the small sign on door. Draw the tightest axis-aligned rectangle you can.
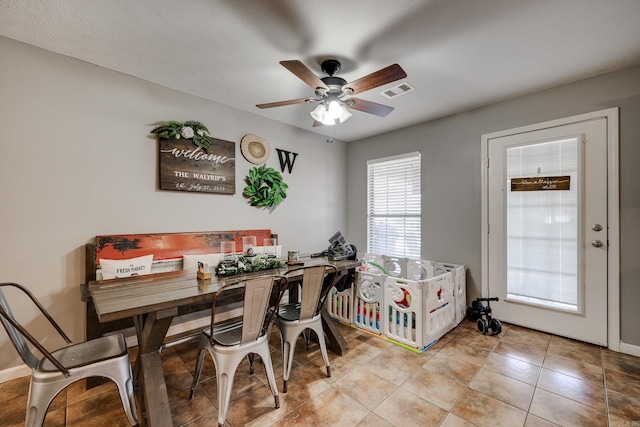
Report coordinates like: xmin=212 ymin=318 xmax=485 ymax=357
xmin=510 ymin=175 xmax=571 ymax=191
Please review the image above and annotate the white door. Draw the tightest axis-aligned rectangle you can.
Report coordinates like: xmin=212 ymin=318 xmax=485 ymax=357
xmin=485 ymin=114 xmax=612 ymax=346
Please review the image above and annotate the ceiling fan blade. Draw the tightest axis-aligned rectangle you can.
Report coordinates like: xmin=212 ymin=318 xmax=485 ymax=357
xmin=344 ymin=64 xmax=407 ymax=95
xmin=256 ymin=97 xmax=309 ymax=109
xmin=347 ymin=98 xmax=395 ymax=117
xmin=280 ymin=60 xmax=329 ymax=90
xmin=312 ymin=120 xmax=325 ymax=127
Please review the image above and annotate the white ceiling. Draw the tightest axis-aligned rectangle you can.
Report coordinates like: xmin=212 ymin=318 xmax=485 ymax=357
xmin=2 ymin=0 xmax=640 ymax=142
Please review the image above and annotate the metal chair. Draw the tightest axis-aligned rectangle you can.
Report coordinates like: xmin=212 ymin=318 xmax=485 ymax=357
xmin=0 ymin=282 xmax=138 ymax=427
xmin=189 ymin=275 xmax=287 ymax=427
xmin=274 ymin=264 xmax=338 ymax=392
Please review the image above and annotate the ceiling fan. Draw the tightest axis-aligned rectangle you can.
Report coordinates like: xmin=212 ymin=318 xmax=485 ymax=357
xmin=256 ymin=59 xmax=407 ymax=126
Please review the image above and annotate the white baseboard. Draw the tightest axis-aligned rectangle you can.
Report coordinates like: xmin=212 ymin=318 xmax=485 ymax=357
xmin=619 ymin=341 xmax=640 ymax=357
xmin=0 ymin=364 xmax=30 ymax=383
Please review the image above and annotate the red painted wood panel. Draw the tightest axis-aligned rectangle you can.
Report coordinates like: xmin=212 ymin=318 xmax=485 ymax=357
xmin=94 ymin=230 xmax=273 ymax=264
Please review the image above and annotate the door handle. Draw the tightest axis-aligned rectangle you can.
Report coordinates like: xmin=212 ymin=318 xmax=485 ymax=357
xmin=592 ymin=240 xmax=604 ymax=248
xmin=592 ymin=224 xmax=603 ymax=232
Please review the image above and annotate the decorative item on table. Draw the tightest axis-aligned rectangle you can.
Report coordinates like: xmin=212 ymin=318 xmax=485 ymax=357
xmin=287 ymin=250 xmax=303 ymax=266
xmin=263 ymin=238 xmax=277 ymax=258
xmin=242 ymin=236 xmax=257 ymax=257
xmin=215 ymin=256 xmax=286 ymax=276
xmin=221 ymin=241 xmax=237 ymax=263
xmin=196 ymin=261 xmax=211 ymax=280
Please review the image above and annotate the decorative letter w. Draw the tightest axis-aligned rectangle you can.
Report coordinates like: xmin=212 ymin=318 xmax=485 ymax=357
xmin=276 ymin=149 xmax=299 ymax=173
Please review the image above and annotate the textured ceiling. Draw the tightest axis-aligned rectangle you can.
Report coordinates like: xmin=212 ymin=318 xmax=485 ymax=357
xmin=2 ymin=0 xmax=640 ymax=142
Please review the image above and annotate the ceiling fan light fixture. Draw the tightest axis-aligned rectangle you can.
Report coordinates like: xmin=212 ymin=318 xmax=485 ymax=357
xmin=310 ymin=100 xmax=351 ymax=126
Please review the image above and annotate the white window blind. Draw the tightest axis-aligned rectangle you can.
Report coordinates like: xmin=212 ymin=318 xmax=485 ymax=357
xmin=367 ymin=152 xmax=421 ymax=258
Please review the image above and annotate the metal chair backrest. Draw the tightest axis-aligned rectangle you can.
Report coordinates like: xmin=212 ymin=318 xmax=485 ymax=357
xmin=0 ymin=286 xmax=38 ymax=369
xmin=290 ymin=265 xmax=338 ymax=321
xmin=211 ymin=276 xmax=286 ymax=345
xmin=0 ymin=282 xmax=72 ymax=373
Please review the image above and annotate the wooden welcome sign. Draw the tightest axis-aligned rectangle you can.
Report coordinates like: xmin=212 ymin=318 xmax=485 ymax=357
xmin=511 ymin=175 xmax=571 ymax=191
xmin=159 ymin=138 xmax=236 ymax=194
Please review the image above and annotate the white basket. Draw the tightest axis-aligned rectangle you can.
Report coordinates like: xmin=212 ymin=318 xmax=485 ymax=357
xmin=435 ymin=262 xmax=467 ymax=324
xmin=326 ymin=285 xmax=353 ymax=324
xmin=353 ymin=271 xmax=385 ymax=334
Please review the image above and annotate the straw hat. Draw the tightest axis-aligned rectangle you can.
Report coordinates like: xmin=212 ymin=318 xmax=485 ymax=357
xmin=240 ymin=134 xmax=270 ymax=164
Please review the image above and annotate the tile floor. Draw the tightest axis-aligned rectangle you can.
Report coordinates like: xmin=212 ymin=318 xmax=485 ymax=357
xmin=1 ymin=319 xmax=640 ymax=426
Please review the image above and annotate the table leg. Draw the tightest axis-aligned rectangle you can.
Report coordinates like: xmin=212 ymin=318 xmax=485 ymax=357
xmin=135 ymin=308 xmax=177 ymax=427
xmin=320 ymin=307 xmax=348 ymax=356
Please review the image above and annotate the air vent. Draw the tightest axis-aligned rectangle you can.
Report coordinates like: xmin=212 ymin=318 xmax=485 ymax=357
xmin=380 ymin=82 xmax=415 ymax=99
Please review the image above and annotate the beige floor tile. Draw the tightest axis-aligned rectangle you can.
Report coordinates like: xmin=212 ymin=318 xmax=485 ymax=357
xmin=382 ymin=340 xmax=436 ymax=366
xmin=502 ymin=326 xmax=551 ymax=350
xmin=342 ymin=335 xmax=391 ymax=365
xmin=536 ymin=368 xmax=605 ymax=411
xmin=523 ymin=413 xmax=560 ymax=426
xmin=451 ymin=388 xmax=527 ymax=427
xmin=364 ymin=347 xmax=419 ymax=385
xmin=226 ymin=385 xmax=292 ymax=427
xmin=546 ymin=336 xmax=602 ymax=366
xmin=605 ymin=368 xmax=640 ymax=396
xmin=603 ymin=349 xmax=640 ymax=378
xmin=198 ymin=369 xmax=266 ymax=405
xmin=42 ymin=406 xmax=66 ymax=427
xmin=542 ymin=353 xmax=604 ymax=385
xmin=493 ymin=340 xmax=546 ymax=366
xmin=169 ymin=385 xmax=216 ymax=427
xmin=66 ymin=378 xmax=113 ymax=405
xmin=607 ymin=389 xmax=640 ymax=422
xmin=277 ymin=362 xmax=332 ymax=409
xmin=1 ymin=391 xmax=28 ymax=427
xmin=437 ymin=337 xmax=492 ymax=366
xmin=66 ymin=385 xmax=132 ymax=427
xmin=162 ymin=347 xmax=202 ymax=393
xmin=373 ymin=387 xmax=448 ymax=427
xmin=306 ymin=350 xmax=354 ymax=385
xmin=295 ymin=387 xmax=370 ymax=426
xmin=180 ymin=411 xmax=223 ymax=427
xmin=528 ymin=388 xmax=607 ymax=427
xmin=355 ymin=412 xmax=394 ymax=426
xmin=469 ymin=367 xmax=535 ymax=410
xmin=269 ymin=409 xmax=313 ymax=427
xmin=439 ymin=413 xmax=477 ymax=427
xmin=452 ymin=327 xmax=502 ymax=351
xmin=401 ymin=366 xmax=466 ymax=411
xmin=422 ymin=351 xmax=480 ymax=385
xmin=482 ymin=352 xmax=541 ymax=385
xmin=333 ymin=365 xmax=397 ymax=410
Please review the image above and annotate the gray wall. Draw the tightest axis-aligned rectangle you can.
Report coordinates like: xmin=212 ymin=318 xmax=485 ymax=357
xmin=0 ymin=37 xmax=348 ymax=371
xmin=347 ymin=66 xmax=640 ymax=347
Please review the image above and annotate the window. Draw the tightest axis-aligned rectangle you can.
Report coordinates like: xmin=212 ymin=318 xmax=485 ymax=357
xmin=367 ymin=152 xmax=421 ymax=258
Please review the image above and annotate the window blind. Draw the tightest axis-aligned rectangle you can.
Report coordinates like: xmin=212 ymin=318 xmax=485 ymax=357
xmin=367 ymin=152 xmax=421 ymax=258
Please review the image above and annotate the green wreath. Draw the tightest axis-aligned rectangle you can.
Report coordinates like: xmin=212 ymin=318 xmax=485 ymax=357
xmin=243 ymin=165 xmax=288 ymax=208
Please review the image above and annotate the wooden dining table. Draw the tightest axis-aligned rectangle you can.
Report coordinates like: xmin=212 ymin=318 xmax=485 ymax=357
xmin=88 ymin=256 xmax=358 ymax=427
